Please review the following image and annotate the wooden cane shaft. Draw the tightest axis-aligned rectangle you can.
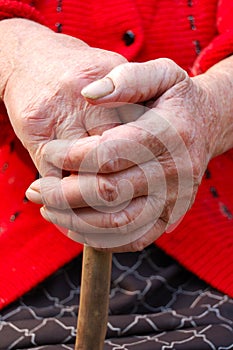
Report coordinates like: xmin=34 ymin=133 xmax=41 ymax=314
xmin=75 ymin=245 xmax=112 ymax=350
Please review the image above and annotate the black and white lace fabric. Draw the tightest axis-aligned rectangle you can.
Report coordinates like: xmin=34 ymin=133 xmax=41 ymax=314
xmin=0 ymin=245 xmax=233 ymax=349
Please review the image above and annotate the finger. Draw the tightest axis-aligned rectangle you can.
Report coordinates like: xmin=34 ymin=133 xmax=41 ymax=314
xmin=41 ymin=136 xmax=101 ymax=173
xmin=26 ymin=160 xmax=166 ymax=209
xmin=98 ymin=218 xmax=167 ymax=252
xmin=42 ymin=112 xmax=170 ymax=173
xmin=43 ymin=104 xmax=191 ymax=178
xmin=81 ymin=58 xmax=188 ymax=105
xmin=40 ymin=195 xmax=164 ymax=241
xmin=26 ymin=175 xmax=86 ymax=208
xmin=67 ymin=220 xmax=163 ymax=249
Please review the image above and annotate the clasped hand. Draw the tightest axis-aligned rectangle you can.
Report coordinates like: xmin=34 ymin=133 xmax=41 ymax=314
xmin=26 ymin=57 xmax=213 ymax=252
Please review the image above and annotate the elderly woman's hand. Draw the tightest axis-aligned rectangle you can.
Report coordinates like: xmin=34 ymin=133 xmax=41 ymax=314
xmin=26 ymin=57 xmax=233 ymax=251
xmin=0 ymin=18 xmax=126 ymax=176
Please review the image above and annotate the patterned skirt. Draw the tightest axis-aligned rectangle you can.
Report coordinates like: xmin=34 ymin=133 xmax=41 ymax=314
xmin=0 ymin=244 xmax=233 ymax=349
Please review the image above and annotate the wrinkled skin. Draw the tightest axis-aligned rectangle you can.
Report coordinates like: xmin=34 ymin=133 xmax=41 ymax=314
xmin=27 ymin=59 xmax=218 ymax=251
xmin=0 ymin=19 xmax=126 ymax=176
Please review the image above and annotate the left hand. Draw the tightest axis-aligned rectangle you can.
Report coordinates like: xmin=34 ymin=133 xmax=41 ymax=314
xmin=0 ymin=19 xmax=126 ymax=177
xmin=26 ymin=59 xmax=215 ymax=251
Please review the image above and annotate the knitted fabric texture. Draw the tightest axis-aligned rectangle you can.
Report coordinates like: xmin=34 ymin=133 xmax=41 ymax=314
xmin=0 ymin=0 xmax=44 ymax=22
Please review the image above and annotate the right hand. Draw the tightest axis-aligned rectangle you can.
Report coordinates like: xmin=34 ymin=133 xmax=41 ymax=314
xmin=27 ymin=59 xmax=213 ymax=251
xmin=0 ymin=18 xmax=126 ymax=176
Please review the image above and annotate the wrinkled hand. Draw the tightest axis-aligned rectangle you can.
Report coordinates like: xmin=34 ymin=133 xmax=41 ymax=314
xmin=1 ymin=19 xmax=125 ymax=176
xmin=27 ymin=58 xmax=215 ymax=251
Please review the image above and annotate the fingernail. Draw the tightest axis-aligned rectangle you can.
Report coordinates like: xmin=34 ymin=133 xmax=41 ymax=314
xmin=81 ymin=77 xmax=115 ymax=99
xmin=26 ymin=187 xmax=43 ymax=204
xmin=40 ymin=206 xmax=52 ymax=221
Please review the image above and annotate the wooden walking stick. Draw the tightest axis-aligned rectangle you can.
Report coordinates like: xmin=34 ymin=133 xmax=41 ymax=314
xmin=75 ymin=245 xmax=112 ymax=350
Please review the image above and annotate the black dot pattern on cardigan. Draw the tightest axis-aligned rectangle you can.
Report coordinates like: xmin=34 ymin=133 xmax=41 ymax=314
xmin=0 ymin=141 xmax=30 ymax=226
xmin=56 ymin=0 xmax=63 ymax=33
xmin=188 ymin=15 xmax=196 ymax=30
xmin=205 ymin=167 xmax=233 ymax=220
xmin=57 ymin=0 xmax=62 ymax=13
xmin=186 ymin=0 xmax=202 ymax=56
xmin=10 ymin=211 xmax=21 ymax=223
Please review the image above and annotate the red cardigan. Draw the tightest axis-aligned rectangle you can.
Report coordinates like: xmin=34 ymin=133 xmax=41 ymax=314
xmin=0 ymin=0 xmax=233 ymax=309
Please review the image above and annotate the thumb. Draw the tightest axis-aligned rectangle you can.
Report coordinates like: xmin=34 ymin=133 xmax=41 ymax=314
xmin=81 ymin=58 xmax=188 ymax=105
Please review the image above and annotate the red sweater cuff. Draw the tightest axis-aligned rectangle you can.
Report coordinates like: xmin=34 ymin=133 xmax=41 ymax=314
xmin=0 ymin=0 xmax=44 ymax=23
xmin=192 ymin=31 xmax=233 ymax=74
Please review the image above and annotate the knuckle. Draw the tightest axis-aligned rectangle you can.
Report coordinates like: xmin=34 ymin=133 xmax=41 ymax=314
xmin=112 ymin=62 xmax=138 ymax=87
xmin=156 ymin=57 xmax=184 ymax=74
xmin=128 ymin=237 xmax=148 ymax=252
xmin=97 ymin=175 xmax=118 ymax=204
xmin=69 ymin=210 xmax=78 ymax=232
xmin=112 ymin=62 xmax=133 ymax=76
xmin=109 ymin=209 xmax=132 ymax=230
xmin=99 ymin=159 xmax=119 ymax=173
xmin=160 ymin=202 xmax=174 ymax=223
xmin=42 ymin=179 xmax=66 ymax=209
xmin=63 ymin=148 xmax=74 ymax=169
xmin=109 ymin=51 xmax=127 ymax=66
xmin=158 ymin=57 xmax=178 ymax=68
xmin=98 ymin=134 xmax=132 ymax=173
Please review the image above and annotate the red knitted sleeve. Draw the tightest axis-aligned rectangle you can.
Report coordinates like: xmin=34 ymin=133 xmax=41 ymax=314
xmin=193 ymin=0 xmax=233 ymax=74
xmin=0 ymin=1 xmax=44 ymax=137
xmin=0 ymin=0 xmax=44 ymax=23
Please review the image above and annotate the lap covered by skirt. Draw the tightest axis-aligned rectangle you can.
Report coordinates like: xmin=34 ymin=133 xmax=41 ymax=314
xmin=0 ymin=245 xmax=232 ymax=349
